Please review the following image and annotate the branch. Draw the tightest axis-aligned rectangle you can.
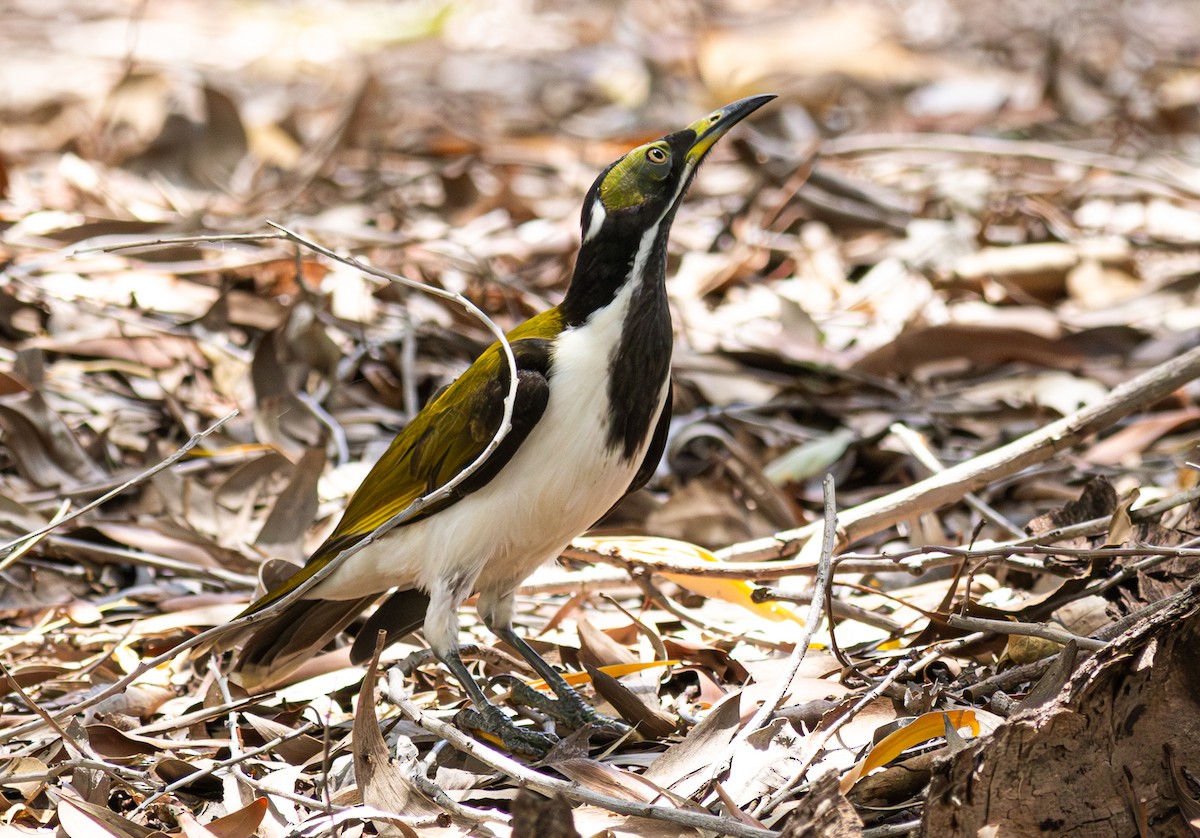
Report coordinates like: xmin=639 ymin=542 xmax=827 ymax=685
xmin=945 ymin=614 xmax=1107 ymax=652
xmin=386 ymin=678 xmax=778 ymax=838
xmin=717 ymin=343 xmax=1200 ymax=562
xmin=711 ymin=474 xmax=840 ymax=788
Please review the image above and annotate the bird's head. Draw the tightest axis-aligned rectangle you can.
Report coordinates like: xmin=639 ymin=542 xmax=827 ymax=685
xmin=579 ymin=94 xmax=776 ymax=243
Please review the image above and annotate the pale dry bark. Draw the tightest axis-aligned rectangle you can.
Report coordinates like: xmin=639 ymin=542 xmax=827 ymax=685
xmin=922 ymin=578 xmax=1200 ymax=837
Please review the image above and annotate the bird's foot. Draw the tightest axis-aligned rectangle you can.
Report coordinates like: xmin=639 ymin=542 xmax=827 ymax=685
xmin=455 ymin=704 xmax=557 ymax=757
xmin=499 ymin=675 xmax=631 ymax=736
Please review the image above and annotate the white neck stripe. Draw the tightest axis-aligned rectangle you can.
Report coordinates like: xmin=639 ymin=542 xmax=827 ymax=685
xmin=583 ymin=199 xmax=606 ymax=243
xmin=627 ymin=221 xmax=659 ymax=292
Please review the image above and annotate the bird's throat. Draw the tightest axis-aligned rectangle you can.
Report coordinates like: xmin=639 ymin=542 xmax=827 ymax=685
xmin=558 ymin=221 xmax=673 ymax=461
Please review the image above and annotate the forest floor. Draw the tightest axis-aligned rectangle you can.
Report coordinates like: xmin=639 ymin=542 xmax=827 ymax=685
xmin=3 ymin=1 xmax=1200 ymax=836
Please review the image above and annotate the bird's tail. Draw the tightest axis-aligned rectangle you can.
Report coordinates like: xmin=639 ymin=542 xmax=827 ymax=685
xmin=222 ymin=588 xmax=433 ymax=690
xmin=349 ymin=588 xmax=431 ymax=664
xmin=231 ymin=595 xmax=380 ymax=690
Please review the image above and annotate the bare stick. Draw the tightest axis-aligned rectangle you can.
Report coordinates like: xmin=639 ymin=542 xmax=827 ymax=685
xmin=718 ymin=343 xmax=1200 ymax=563
xmin=889 ymin=422 xmax=1024 ymax=539
xmin=72 ymin=231 xmax=288 ymax=254
xmin=386 ymin=683 xmax=779 ymax=838
xmin=132 ymin=720 xmax=321 ymax=814
xmin=568 ymin=484 xmax=1200 ymax=583
xmin=573 ymin=541 xmax=1200 ymax=582
xmin=711 ymin=474 xmax=840 ymax=787
xmin=945 ymin=614 xmax=1107 ymax=652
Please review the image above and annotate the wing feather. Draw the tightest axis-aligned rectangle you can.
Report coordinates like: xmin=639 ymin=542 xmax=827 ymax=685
xmin=238 ymin=310 xmax=563 ymax=616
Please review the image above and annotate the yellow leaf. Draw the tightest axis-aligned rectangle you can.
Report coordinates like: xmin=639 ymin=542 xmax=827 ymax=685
xmin=525 ymin=660 xmax=680 ymax=692
xmin=576 ymin=535 xmax=806 ymax=625
xmin=840 ymin=710 xmax=979 ymax=792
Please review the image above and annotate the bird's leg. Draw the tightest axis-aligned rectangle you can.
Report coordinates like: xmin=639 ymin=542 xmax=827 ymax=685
xmin=479 ymin=589 xmax=630 ymax=735
xmin=424 ymin=576 xmax=556 ymax=757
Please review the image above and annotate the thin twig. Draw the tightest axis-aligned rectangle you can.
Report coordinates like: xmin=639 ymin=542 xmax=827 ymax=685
xmin=132 ymin=720 xmax=321 ymax=815
xmin=0 ymin=501 xmax=70 ymax=570
xmin=945 ymin=614 xmax=1107 ymax=651
xmin=966 ymin=580 xmax=1197 ymax=700
xmin=751 ymin=585 xmax=904 ymax=632
xmin=753 ymin=633 xmax=989 ymax=818
xmin=576 ymin=540 xmax=1200 ymax=582
xmin=235 ymin=773 xmax=337 ymax=812
xmin=0 ymin=661 xmax=143 ymax=786
xmin=631 ymin=572 xmax=737 ymax=637
xmin=407 ymin=762 xmax=507 ymax=832
xmin=861 ymin=820 xmax=922 ymax=837
xmin=711 ymin=474 xmax=840 ymax=788
xmin=1 ymin=660 xmax=93 ymax=760
xmin=71 ymin=230 xmax=288 ymax=254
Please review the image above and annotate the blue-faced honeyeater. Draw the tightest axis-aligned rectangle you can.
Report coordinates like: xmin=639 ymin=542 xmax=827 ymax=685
xmin=225 ymin=95 xmax=775 ymax=755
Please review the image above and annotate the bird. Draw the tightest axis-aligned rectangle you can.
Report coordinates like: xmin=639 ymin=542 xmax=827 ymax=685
xmin=225 ymin=94 xmax=775 ymax=755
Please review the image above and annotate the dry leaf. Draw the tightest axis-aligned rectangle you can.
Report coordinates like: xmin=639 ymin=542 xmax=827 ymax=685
xmin=840 ymin=710 xmax=980 ymax=792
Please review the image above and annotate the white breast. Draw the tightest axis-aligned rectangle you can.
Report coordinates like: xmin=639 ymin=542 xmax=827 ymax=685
xmin=314 ymin=277 xmax=669 ymax=602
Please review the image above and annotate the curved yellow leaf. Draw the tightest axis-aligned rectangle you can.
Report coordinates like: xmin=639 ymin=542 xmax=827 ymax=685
xmin=575 ymin=535 xmax=806 ymax=625
xmin=840 ymin=710 xmax=979 ymax=792
xmin=526 ymin=659 xmax=680 ymax=692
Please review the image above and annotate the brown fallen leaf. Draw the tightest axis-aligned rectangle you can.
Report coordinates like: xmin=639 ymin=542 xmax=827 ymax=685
xmin=643 ymin=691 xmax=743 ymax=798
xmin=1082 ymin=408 xmax=1200 ymax=466
xmin=1165 ymin=744 xmax=1200 ymax=837
xmin=174 ymin=798 xmax=267 ymax=838
xmin=85 ymin=724 xmax=160 ymax=762
xmin=585 ymin=664 xmax=675 ymax=739
xmin=253 ymin=447 xmax=325 ymax=562
xmin=550 ymin=757 xmax=665 ymax=803
xmin=352 ymin=635 xmax=440 ymax=825
xmin=851 ymin=324 xmax=1084 ymax=378
xmin=55 ymin=790 xmax=154 ymax=838
xmin=954 ymin=242 xmax=1080 ymax=299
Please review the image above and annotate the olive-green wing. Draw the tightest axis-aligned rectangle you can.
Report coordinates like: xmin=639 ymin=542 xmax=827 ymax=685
xmin=240 ymin=310 xmax=563 ymax=615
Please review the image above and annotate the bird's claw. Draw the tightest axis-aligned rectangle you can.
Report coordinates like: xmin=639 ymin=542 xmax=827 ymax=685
xmin=496 ymin=675 xmax=631 ymax=736
xmin=455 ymin=705 xmax=557 ymax=757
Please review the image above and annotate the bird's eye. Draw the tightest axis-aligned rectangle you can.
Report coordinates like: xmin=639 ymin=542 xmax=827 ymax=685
xmin=646 ymin=147 xmax=668 ymax=164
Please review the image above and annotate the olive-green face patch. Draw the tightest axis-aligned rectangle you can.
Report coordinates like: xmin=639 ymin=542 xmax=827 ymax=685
xmin=598 ymin=141 xmax=674 ymax=212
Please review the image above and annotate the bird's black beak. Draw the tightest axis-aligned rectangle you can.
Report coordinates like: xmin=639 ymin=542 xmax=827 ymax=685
xmin=684 ymin=94 xmax=776 ymax=167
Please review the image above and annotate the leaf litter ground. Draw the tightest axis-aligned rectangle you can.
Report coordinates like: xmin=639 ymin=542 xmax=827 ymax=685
xmin=3 ymin=1 xmax=1200 ymax=836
